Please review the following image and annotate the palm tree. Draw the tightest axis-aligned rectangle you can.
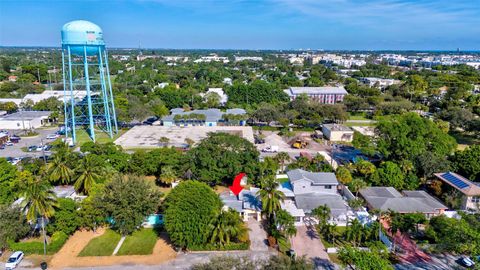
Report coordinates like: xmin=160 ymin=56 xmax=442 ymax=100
xmin=47 ymin=155 xmax=74 ymax=184
xmin=323 ymin=223 xmax=337 ymax=244
xmin=208 ymin=209 xmax=247 ymax=246
xmin=20 ymin=175 xmax=57 ymax=255
xmin=160 ymin=166 xmax=177 ymax=186
xmin=312 ymin=204 xmax=331 ymax=225
xmin=349 ymin=178 xmax=367 ymax=197
xmin=345 ymin=219 xmax=364 ymax=247
xmin=74 ymin=155 xmax=103 ymax=194
xmin=274 ymin=152 xmax=290 ymax=173
xmin=257 ymin=176 xmax=285 ymax=222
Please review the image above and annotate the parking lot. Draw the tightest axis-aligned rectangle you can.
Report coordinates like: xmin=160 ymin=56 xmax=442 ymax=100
xmin=0 ymin=127 xmax=59 ymax=158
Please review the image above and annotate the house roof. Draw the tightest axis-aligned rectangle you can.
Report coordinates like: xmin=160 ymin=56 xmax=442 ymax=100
xmin=434 ymin=172 xmax=480 ymax=196
xmin=295 ymin=193 xmax=346 ymax=216
xmin=322 ymin=124 xmax=353 ymax=132
xmin=0 ymin=111 xmax=52 ymax=121
xmin=286 ymin=169 xmax=339 ymax=186
xmin=220 ymin=188 xmax=262 ymax=213
xmin=359 ymin=187 xmax=448 ymax=214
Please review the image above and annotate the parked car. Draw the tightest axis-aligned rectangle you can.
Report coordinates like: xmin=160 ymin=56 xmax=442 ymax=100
xmin=46 ymin=134 xmax=60 ymax=140
xmin=254 ymin=136 xmax=265 ymax=144
xmin=0 ymin=144 xmax=5 ymax=150
xmin=5 ymin=141 xmax=14 ymax=146
xmin=5 ymin=251 xmax=24 ymax=270
xmin=28 ymin=145 xmax=37 ymax=152
xmin=459 ymin=256 xmax=475 ymax=268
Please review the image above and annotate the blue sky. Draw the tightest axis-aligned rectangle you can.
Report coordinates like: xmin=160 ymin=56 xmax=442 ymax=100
xmin=0 ymin=0 xmax=479 ymax=50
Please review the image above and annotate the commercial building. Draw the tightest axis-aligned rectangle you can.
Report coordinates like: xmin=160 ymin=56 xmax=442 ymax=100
xmin=359 ymin=187 xmax=448 ymax=218
xmin=434 ymin=172 xmax=480 ymax=212
xmin=322 ymin=124 xmax=354 ymax=142
xmin=0 ymin=111 xmax=52 ymax=129
xmin=234 ymin=56 xmax=263 ymax=62
xmin=284 ymin=86 xmax=348 ymax=104
xmin=161 ymin=108 xmax=246 ymax=127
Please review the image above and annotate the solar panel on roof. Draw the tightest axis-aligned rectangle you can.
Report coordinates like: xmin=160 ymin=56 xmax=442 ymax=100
xmin=442 ymin=172 xmax=469 ymax=189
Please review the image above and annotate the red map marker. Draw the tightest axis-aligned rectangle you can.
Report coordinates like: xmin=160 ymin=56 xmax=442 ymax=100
xmin=229 ymin=172 xmax=246 ymax=196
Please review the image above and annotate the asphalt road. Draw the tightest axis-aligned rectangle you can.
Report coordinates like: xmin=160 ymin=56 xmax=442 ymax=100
xmin=0 ymin=127 xmax=58 ymax=158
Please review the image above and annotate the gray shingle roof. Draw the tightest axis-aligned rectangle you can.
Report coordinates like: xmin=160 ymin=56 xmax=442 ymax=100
xmin=295 ymin=193 xmax=346 ymax=216
xmin=287 ymin=169 xmax=338 ymax=185
xmin=359 ymin=187 xmax=448 ymax=213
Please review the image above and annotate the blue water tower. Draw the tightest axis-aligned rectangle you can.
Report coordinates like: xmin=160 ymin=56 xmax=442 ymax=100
xmin=61 ymin=20 xmax=118 ymax=143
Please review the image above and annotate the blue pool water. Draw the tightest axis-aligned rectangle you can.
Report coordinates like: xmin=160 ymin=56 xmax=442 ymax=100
xmin=146 ymin=214 xmax=164 ymax=226
xmin=281 ymin=181 xmax=293 ymax=191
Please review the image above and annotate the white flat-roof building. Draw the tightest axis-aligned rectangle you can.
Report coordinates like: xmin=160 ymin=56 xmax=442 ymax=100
xmin=234 ymin=56 xmax=263 ymax=62
xmin=284 ymin=86 xmax=348 ymax=104
xmin=0 ymin=98 xmax=23 ymax=106
xmin=322 ymin=124 xmax=354 ymax=142
xmin=359 ymin=77 xmax=401 ymax=89
xmin=0 ymin=111 xmax=52 ymax=129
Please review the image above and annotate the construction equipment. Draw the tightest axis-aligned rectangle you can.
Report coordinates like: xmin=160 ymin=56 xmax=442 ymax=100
xmin=292 ymin=139 xmax=308 ymax=149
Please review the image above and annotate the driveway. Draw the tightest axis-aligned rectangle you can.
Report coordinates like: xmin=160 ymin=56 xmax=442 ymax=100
xmin=247 ymin=219 xmax=269 ymax=251
xmin=291 ymin=225 xmax=335 ymax=269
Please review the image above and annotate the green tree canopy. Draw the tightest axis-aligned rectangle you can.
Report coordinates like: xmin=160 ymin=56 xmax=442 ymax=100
xmin=163 ymin=181 xmax=223 ymax=248
xmin=187 ymin=133 xmax=259 ymax=185
xmin=376 ymin=113 xmax=456 ymax=163
xmin=0 ymin=205 xmax=30 ymax=250
xmin=96 ymin=175 xmax=161 ymax=235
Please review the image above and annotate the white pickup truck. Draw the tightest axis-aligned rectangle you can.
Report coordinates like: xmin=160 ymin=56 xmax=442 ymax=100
xmin=262 ymin=145 xmax=279 ymax=153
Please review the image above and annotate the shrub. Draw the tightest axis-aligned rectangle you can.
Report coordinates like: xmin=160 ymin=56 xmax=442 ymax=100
xmin=8 ymin=231 xmax=68 ymax=255
xmin=188 ymin=241 xmax=250 ymax=251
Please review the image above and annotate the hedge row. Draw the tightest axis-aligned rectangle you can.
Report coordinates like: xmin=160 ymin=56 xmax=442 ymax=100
xmin=188 ymin=241 xmax=250 ymax=251
xmin=8 ymin=231 xmax=69 ymax=255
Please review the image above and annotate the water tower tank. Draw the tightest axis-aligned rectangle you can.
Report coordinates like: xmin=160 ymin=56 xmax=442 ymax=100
xmin=61 ymin=20 xmax=105 ymax=55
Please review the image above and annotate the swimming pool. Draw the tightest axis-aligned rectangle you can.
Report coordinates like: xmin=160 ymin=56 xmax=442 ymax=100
xmin=281 ymin=181 xmax=293 ymax=191
xmin=146 ymin=214 xmax=164 ymax=226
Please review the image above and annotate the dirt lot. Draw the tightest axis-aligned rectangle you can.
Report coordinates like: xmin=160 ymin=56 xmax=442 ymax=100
xmin=49 ymin=228 xmax=177 ymax=270
xmin=257 ymin=131 xmax=330 ymax=159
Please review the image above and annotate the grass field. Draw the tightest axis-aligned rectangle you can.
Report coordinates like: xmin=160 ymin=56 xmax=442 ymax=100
xmin=450 ymin=131 xmax=480 ymax=151
xmin=78 ymin=229 xmax=121 ymax=257
xmin=74 ymin=128 xmax=127 ymax=146
xmin=116 ymin=229 xmax=158 ymax=256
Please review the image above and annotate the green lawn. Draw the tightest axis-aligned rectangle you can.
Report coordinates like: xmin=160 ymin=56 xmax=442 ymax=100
xmin=449 ymin=131 xmax=480 ymax=150
xmin=74 ymin=128 xmax=127 ymax=146
xmin=348 ymin=114 xmax=369 ymax=121
xmin=78 ymin=229 xmax=121 ymax=257
xmin=116 ymin=228 xmax=158 ymax=256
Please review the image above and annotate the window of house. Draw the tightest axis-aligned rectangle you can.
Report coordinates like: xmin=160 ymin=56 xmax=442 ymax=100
xmin=324 ymin=185 xmax=332 ymax=189
xmin=472 ymin=196 xmax=480 ymax=203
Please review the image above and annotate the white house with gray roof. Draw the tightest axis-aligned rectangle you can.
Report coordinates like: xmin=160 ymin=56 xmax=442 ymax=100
xmin=359 ymin=187 xmax=447 ymax=218
xmin=220 ymin=188 xmax=262 ymax=221
xmin=282 ymin=169 xmax=351 ymax=225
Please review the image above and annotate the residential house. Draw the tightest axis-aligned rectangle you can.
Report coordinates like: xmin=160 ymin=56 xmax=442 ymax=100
xmin=322 ymin=124 xmax=354 ymax=142
xmin=282 ymin=169 xmax=351 ymax=225
xmin=161 ymin=108 xmax=246 ymax=127
xmin=283 ymin=86 xmax=348 ymax=104
xmin=434 ymin=172 xmax=480 ymax=212
xmin=359 ymin=187 xmax=448 ymax=218
xmin=220 ymin=188 xmax=262 ymax=221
